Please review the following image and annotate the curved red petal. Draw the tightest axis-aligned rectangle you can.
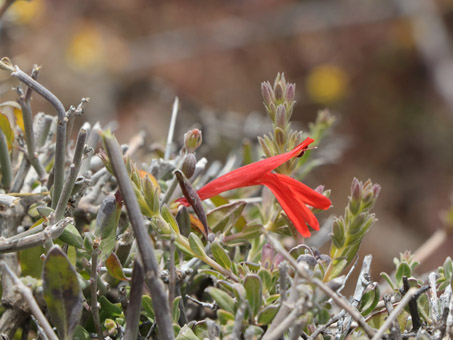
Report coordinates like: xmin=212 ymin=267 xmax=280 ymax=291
xmin=178 ymin=137 xmax=314 ymax=205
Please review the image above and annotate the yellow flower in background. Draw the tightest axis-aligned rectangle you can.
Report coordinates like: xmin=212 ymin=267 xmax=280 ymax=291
xmin=66 ymin=23 xmax=104 ymax=71
xmin=7 ymin=0 xmax=44 ymax=24
xmin=306 ymin=64 xmax=348 ymax=104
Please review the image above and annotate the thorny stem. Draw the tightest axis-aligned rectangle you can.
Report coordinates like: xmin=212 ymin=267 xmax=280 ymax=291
xmin=0 ymin=261 xmax=59 ymax=340
xmin=11 ymin=66 xmax=67 ymax=208
xmin=124 ymin=258 xmax=144 ymax=340
xmin=91 ymin=240 xmax=103 ymax=340
xmin=164 ymin=97 xmax=179 ymax=161
xmin=265 ymin=232 xmax=376 ymax=339
xmin=102 ymin=131 xmax=175 ymax=340
xmin=0 ymin=129 xmax=12 ymax=190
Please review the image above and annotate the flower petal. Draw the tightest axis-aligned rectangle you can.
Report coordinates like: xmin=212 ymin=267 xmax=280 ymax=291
xmin=269 ymin=173 xmax=331 ymax=210
xmin=178 ymin=137 xmax=314 ymax=205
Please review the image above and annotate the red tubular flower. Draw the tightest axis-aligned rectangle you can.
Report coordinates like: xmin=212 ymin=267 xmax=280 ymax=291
xmin=177 ymin=137 xmax=331 ymax=237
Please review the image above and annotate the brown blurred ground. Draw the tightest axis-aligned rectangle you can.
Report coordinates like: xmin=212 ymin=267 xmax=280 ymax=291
xmin=1 ymin=0 xmax=453 ymax=276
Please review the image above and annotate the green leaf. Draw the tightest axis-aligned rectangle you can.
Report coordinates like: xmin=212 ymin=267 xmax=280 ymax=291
xmin=258 ymin=269 xmax=273 ymax=293
xmin=0 ymin=112 xmax=14 ymax=149
xmin=207 ymin=201 xmax=246 ymax=233
xmin=216 ymin=309 xmax=235 ymax=325
xmin=395 ymin=263 xmax=412 ymax=286
xmin=380 ymin=272 xmax=396 ymax=291
xmin=42 ymin=246 xmax=83 ymax=340
xmin=211 ymin=240 xmax=232 ymax=270
xmin=58 ymin=224 xmax=84 ymax=248
xmin=105 ymin=253 xmax=129 ymax=281
xmin=73 ymin=325 xmax=91 ymax=340
xmin=95 ymin=195 xmax=120 ymax=239
xmin=99 ymin=296 xmax=123 ymax=323
xmin=141 ymin=295 xmax=154 ymax=321
xmin=20 ymin=245 xmax=44 ymax=278
xmin=176 ymin=325 xmax=200 ymax=340
xmin=198 ymin=269 xmax=226 ymax=280
xmin=257 ymin=304 xmax=279 ymax=325
xmin=359 ymin=285 xmax=380 ymax=316
xmin=206 ymin=287 xmax=235 ymax=314
xmin=244 ymin=274 xmax=262 ymax=317
xmin=224 ymin=224 xmax=263 ymax=246
xmin=172 ymin=296 xmax=182 ymax=323
xmin=161 ymin=204 xmax=180 ymax=235
xmin=188 ymin=233 xmax=207 ymax=258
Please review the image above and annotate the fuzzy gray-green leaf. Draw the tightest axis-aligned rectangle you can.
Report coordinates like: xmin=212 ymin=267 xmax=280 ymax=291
xmin=244 ymin=274 xmax=262 ymax=317
xmin=211 ymin=240 xmax=232 ymax=270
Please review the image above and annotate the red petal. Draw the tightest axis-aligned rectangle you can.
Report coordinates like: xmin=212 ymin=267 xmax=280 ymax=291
xmin=256 ymin=173 xmax=321 ymax=237
xmin=178 ymin=137 xmax=314 ymax=205
xmin=269 ymin=173 xmax=331 ymax=210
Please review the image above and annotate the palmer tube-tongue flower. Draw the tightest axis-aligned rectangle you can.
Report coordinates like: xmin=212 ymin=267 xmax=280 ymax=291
xmin=177 ymin=137 xmax=331 ymax=237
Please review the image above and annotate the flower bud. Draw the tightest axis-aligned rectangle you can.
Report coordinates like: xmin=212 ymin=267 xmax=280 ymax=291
xmin=184 ymin=129 xmax=202 ymax=153
xmin=274 ymin=83 xmax=284 ymax=102
xmin=181 ymin=152 xmax=197 ymax=178
xmin=261 ymin=81 xmax=275 ymax=107
xmin=261 ymin=243 xmax=274 ymax=269
xmin=275 ymin=104 xmax=287 ymax=129
xmin=285 ymin=83 xmax=296 ymax=103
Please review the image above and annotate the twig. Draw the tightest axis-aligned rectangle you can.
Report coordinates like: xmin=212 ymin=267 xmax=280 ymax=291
xmin=24 ymin=64 xmax=40 ymax=102
xmin=429 ymin=272 xmax=439 ymax=324
xmin=402 ymin=276 xmax=422 ymax=331
xmin=17 ymin=86 xmax=46 ymax=180
xmin=0 ymin=129 xmax=12 ymax=190
xmin=164 ymin=97 xmax=179 ymax=161
xmin=279 ymin=261 xmax=288 ymax=303
xmin=0 ymin=217 xmax=72 ymax=253
xmin=265 ymin=232 xmax=376 ymax=338
xmin=371 ymin=288 xmax=418 ymax=340
xmin=383 ymin=295 xmax=401 ymax=340
xmin=232 ymin=299 xmax=247 ymax=339
xmin=91 ymin=239 xmax=104 ymax=340
xmin=124 ymin=258 xmax=145 ymax=340
xmin=11 ymin=66 xmax=67 ymax=208
xmin=168 ymin=239 xmax=176 ymax=306
xmin=262 ymin=301 xmax=305 ymax=340
xmin=0 ymin=261 xmax=59 ymax=340
xmin=308 ymin=310 xmax=346 ymax=340
xmin=0 ymin=194 xmax=19 ymax=208
xmin=102 ymin=131 xmax=175 ymax=340
xmin=185 ymin=295 xmax=217 ymax=310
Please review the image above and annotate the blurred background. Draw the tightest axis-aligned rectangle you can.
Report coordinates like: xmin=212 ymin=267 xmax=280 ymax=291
xmin=1 ymin=0 xmax=453 ymax=275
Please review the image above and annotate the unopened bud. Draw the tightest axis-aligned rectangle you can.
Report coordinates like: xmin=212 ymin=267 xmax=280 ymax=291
xmin=184 ymin=129 xmax=202 ymax=153
xmin=274 ymin=83 xmax=284 ymax=102
xmin=285 ymin=83 xmax=296 ymax=103
xmin=261 ymin=81 xmax=275 ymax=106
xmin=275 ymin=104 xmax=286 ymax=129
xmin=351 ymin=178 xmax=361 ymax=203
xmin=261 ymin=244 xmax=274 ymax=270
xmin=181 ymin=152 xmax=197 ymax=178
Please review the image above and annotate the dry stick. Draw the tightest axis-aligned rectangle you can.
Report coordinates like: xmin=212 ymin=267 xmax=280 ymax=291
xmin=103 ymin=132 xmax=175 ymax=340
xmin=231 ymin=299 xmax=247 ymax=339
xmin=54 ymin=128 xmax=87 ymax=221
xmin=91 ymin=240 xmax=104 ymax=340
xmin=371 ymin=288 xmax=418 ymax=340
xmin=17 ymin=91 xmax=46 ymax=180
xmin=265 ymin=233 xmax=376 ymax=339
xmin=168 ymin=239 xmax=176 ymax=307
xmin=11 ymin=66 xmax=67 ymax=208
xmin=402 ymin=276 xmax=423 ymax=331
xmin=383 ymin=295 xmax=401 ymax=339
xmin=0 ymin=261 xmax=59 ymax=340
xmin=124 ymin=258 xmax=145 ymax=340
xmin=164 ymin=97 xmax=179 ymax=161
xmin=262 ymin=303 xmax=304 ymax=340
xmin=0 ymin=217 xmax=72 ymax=253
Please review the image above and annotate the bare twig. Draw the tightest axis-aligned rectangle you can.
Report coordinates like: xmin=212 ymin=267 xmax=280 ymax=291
xmin=0 ymin=217 xmax=72 ymax=253
xmin=262 ymin=300 xmax=305 ymax=340
xmin=124 ymin=258 xmax=145 ymax=340
xmin=371 ymin=288 xmax=418 ymax=340
xmin=265 ymin=232 xmax=376 ymax=338
xmin=168 ymin=239 xmax=176 ymax=307
xmin=102 ymin=131 xmax=175 ymax=340
xmin=0 ymin=261 xmax=59 ymax=340
xmin=383 ymin=295 xmax=401 ymax=340
xmin=90 ymin=239 xmax=103 ymax=340
xmin=402 ymin=276 xmax=423 ymax=331
xmin=164 ymin=97 xmax=179 ymax=161
xmin=11 ymin=66 xmax=67 ymax=208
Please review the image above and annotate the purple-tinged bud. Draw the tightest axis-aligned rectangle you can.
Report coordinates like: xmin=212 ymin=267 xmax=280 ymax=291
xmin=184 ymin=129 xmax=202 ymax=153
xmin=274 ymin=127 xmax=286 ymax=147
xmin=267 ymin=102 xmax=277 ymax=122
xmin=275 ymin=104 xmax=286 ymax=129
xmin=261 ymin=81 xmax=275 ymax=106
xmin=261 ymin=244 xmax=274 ymax=270
xmin=285 ymin=83 xmax=296 ymax=103
xmin=273 ymin=253 xmax=285 ymax=269
xmin=372 ymin=184 xmax=381 ymax=199
xmin=274 ymin=83 xmax=284 ymax=102
xmin=181 ymin=153 xmax=197 ymax=178
xmin=314 ymin=185 xmax=325 ymax=194
xmin=351 ymin=177 xmax=362 ymax=202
